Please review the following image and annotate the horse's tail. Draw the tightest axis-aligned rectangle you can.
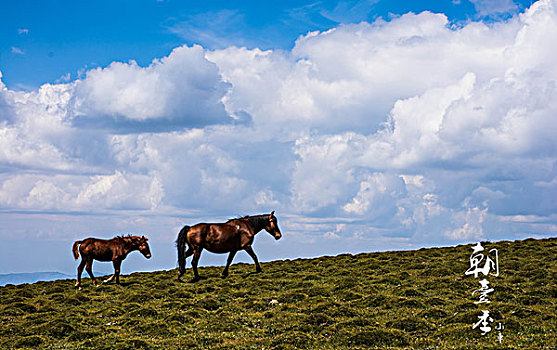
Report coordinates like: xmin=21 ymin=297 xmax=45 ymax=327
xmin=72 ymin=240 xmax=82 ymax=260
xmin=176 ymin=225 xmax=190 ymax=276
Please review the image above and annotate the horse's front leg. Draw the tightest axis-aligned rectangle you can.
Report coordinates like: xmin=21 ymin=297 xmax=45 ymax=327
xmin=85 ymin=259 xmax=99 ymax=286
xmin=222 ymin=250 xmax=237 ymax=278
xmin=244 ymin=245 xmax=262 ymax=273
xmin=103 ymin=260 xmax=121 ymax=284
xmin=114 ymin=260 xmax=122 ymax=284
xmin=103 ymin=273 xmax=115 ymax=284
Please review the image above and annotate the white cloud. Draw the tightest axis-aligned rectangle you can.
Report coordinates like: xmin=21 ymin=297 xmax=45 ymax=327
xmin=0 ymin=172 xmax=163 ymax=212
xmin=209 ymin=10 xmax=523 ymax=137
xmin=167 ymin=10 xmax=248 ymax=48
xmin=470 ymin=0 xmax=518 ymax=16
xmin=291 ymin=133 xmax=361 ymax=212
xmin=444 ymin=206 xmax=488 ymax=240
xmin=55 ymin=73 xmax=71 ymax=84
xmin=76 ymin=170 xmax=164 ymax=210
xmin=277 ymin=1 xmax=557 ymax=240
xmin=71 ymin=45 xmax=231 ymax=130
xmin=11 ymin=47 xmax=24 ymax=55
xmin=0 ymin=126 xmax=70 ymax=170
xmin=324 ymin=223 xmax=346 ymax=239
xmin=0 ymin=81 xmax=103 ymax=172
xmin=0 ymin=1 xmax=556 ymax=250
xmin=343 ymin=173 xmax=406 ymax=216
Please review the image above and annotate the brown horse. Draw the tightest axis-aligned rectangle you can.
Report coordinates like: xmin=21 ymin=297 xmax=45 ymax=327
xmin=72 ymin=235 xmax=151 ymax=289
xmin=176 ymin=211 xmax=282 ymax=282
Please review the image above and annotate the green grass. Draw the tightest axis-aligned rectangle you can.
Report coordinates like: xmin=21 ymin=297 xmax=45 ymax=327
xmin=1 ymin=237 xmax=556 ymax=349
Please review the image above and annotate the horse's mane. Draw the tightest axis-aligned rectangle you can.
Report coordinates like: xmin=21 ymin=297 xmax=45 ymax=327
xmin=227 ymin=215 xmax=247 ymax=222
xmin=227 ymin=214 xmax=269 ymax=230
xmin=115 ymin=234 xmax=140 ymax=243
xmin=227 ymin=214 xmax=266 ymax=222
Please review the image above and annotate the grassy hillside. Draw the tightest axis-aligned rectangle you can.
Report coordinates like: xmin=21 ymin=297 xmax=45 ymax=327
xmin=1 ymin=237 xmax=556 ymax=349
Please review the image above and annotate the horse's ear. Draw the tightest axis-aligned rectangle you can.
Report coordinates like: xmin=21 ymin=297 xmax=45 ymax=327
xmin=270 ymin=210 xmax=275 ymax=217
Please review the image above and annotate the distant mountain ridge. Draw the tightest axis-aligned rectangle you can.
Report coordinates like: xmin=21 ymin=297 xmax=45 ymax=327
xmin=0 ymin=272 xmax=73 ymax=286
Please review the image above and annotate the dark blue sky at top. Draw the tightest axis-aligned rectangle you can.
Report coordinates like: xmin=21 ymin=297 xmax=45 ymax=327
xmin=0 ymin=0 xmax=535 ymax=90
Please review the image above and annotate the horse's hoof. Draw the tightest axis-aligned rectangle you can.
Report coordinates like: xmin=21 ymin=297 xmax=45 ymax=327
xmin=190 ymin=277 xmax=200 ymax=283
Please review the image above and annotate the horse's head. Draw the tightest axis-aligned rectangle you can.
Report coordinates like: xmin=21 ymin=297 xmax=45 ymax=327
xmin=264 ymin=211 xmax=282 ymax=240
xmin=136 ymin=236 xmax=152 ymax=259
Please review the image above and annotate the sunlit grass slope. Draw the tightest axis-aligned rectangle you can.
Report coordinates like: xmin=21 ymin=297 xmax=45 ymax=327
xmin=1 ymin=237 xmax=556 ymax=349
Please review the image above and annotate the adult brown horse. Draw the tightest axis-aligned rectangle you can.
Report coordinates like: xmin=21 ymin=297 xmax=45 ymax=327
xmin=176 ymin=211 xmax=282 ymax=282
xmin=72 ymin=235 xmax=151 ymax=289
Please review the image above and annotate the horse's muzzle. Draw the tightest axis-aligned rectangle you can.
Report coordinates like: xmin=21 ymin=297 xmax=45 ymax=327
xmin=145 ymin=253 xmax=152 ymax=259
xmin=274 ymin=234 xmax=282 ymax=240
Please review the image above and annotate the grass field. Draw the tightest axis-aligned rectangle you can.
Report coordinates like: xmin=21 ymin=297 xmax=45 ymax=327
xmin=1 ymin=237 xmax=556 ymax=349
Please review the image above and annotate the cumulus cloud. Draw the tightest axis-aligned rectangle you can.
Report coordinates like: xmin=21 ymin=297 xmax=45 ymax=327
xmin=1 ymin=0 xmax=556 ymax=250
xmin=71 ymin=45 xmax=231 ymax=131
xmin=445 ymin=206 xmax=488 ymax=240
xmin=0 ymin=171 xmax=163 ymax=212
xmin=275 ymin=0 xmax=557 ymax=240
xmin=209 ymin=10 xmax=522 ymax=135
xmin=343 ymin=173 xmax=406 ymax=217
xmin=0 ymin=82 xmax=79 ymax=171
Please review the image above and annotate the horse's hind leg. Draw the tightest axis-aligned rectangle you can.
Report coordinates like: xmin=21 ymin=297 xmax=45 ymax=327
xmin=85 ymin=259 xmax=98 ymax=286
xmin=191 ymin=247 xmax=203 ymax=282
xmin=178 ymin=246 xmax=194 ymax=280
xmin=222 ymin=250 xmax=237 ymax=278
xmin=245 ymin=245 xmax=262 ymax=273
xmin=75 ymin=259 xmax=86 ymax=289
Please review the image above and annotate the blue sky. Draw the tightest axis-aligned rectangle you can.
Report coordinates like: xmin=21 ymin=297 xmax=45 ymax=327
xmin=1 ymin=0 xmax=532 ymax=89
xmin=1 ymin=0 xmax=555 ymax=277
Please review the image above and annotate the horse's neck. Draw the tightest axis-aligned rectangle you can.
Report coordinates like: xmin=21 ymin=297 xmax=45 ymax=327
xmin=247 ymin=216 xmax=267 ymax=234
xmin=115 ymin=238 xmax=135 ymax=256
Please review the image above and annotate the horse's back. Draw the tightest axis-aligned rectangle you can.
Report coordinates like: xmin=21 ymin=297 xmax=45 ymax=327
xmin=79 ymin=237 xmax=112 ymax=249
xmin=78 ymin=237 xmax=99 ymax=249
xmin=186 ymin=223 xmax=210 ymax=243
xmin=187 ymin=221 xmax=248 ymax=253
xmin=78 ymin=237 xmax=117 ymax=261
